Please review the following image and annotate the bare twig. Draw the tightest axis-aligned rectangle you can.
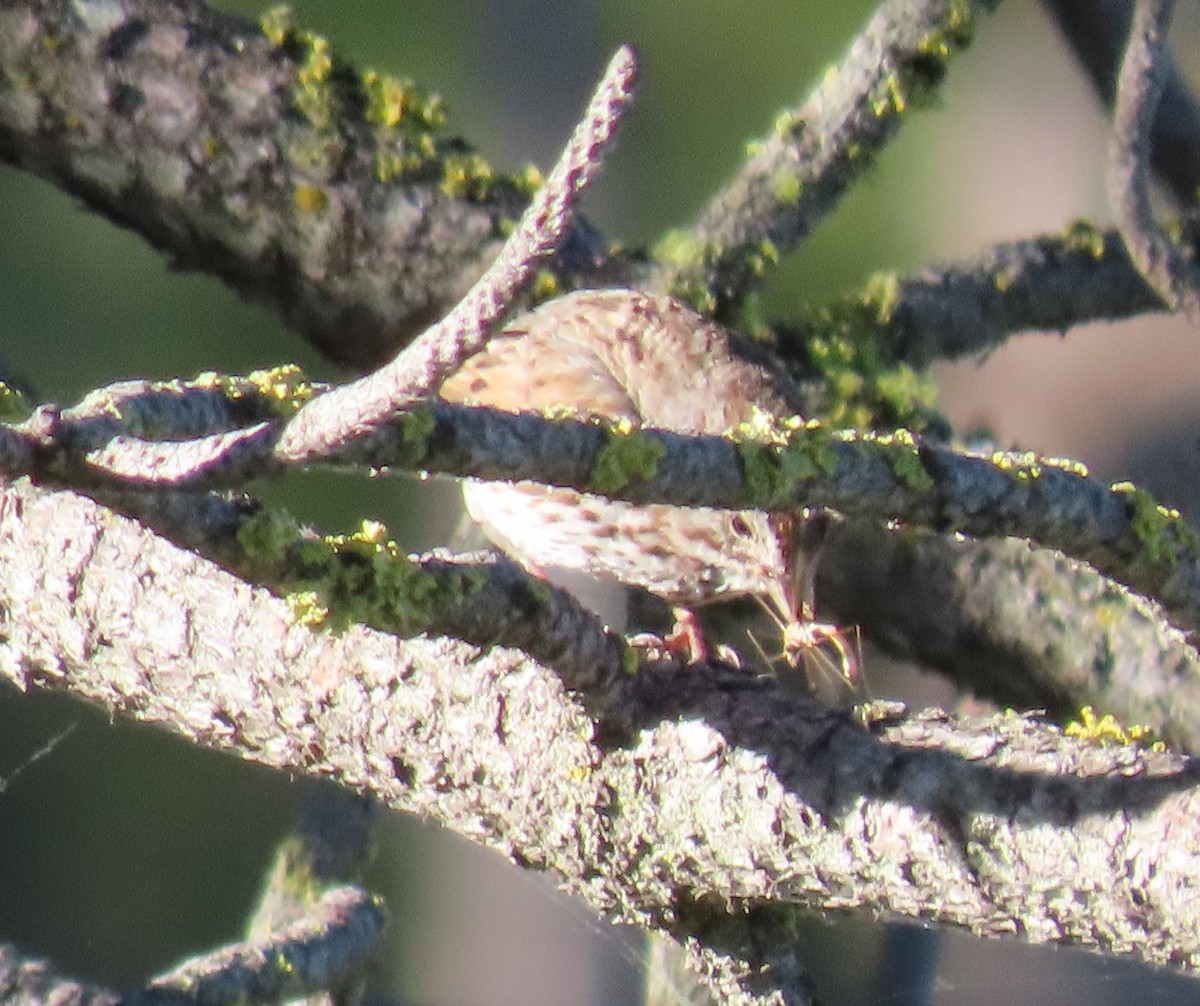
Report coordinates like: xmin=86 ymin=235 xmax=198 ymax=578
xmin=146 ymin=888 xmax=384 ymax=1006
xmin=1109 ymin=0 xmax=1200 ymax=324
xmin=274 ymin=45 xmax=638 ymax=465
xmin=1044 ymin=0 xmax=1200 ymax=207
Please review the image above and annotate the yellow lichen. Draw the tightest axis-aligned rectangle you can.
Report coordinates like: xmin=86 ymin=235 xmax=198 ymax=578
xmin=1065 ymin=706 xmax=1164 ymax=752
xmin=259 ymin=4 xmax=293 ymax=46
xmin=293 ymin=183 xmax=328 ymax=213
xmin=440 ymin=152 xmax=495 ymax=201
xmin=1061 ymin=218 xmax=1106 ymax=259
xmin=239 ymin=364 xmax=317 ymax=414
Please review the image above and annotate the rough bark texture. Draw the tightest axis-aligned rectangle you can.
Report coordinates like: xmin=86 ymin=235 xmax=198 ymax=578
xmin=2 ymin=479 xmax=1199 ymax=976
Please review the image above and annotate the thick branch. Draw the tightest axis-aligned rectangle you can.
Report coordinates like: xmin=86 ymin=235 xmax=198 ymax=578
xmin=819 ymin=522 xmax=1200 ymax=753
xmin=12 ymin=374 xmax=1200 ymax=653
xmin=2 ymin=478 xmax=1200 ymax=981
xmin=0 ymin=0 xmax=609 ymax=371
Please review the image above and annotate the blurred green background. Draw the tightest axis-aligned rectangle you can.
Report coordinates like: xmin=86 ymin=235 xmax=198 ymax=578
xmin=5 ymin=1 xmax=1200 ymax=1003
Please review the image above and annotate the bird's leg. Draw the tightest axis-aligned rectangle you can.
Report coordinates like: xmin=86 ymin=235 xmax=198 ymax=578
xmin=665 ymin=606 xmax=709 ymax=663
xmin=778 ymin=509 xmax=860 ymax=689
xmin=782 ymin=619 xmax=858 ymax=687
xmin=627 ymin=606 xmax=710 ymax=665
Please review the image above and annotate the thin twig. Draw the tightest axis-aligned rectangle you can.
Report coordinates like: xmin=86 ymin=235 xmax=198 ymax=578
xmin=794 ymin=222 xmax=1194 ymax=369
xmin=12 ymin=374 xmax=1200 ymax=647
xmin=1044 ymin=0 xmax=1200 ymax=208
xmin=1109 ymin=0 xmax=1200 ymax=324
xmin=655 ymin=0 xmax=993 ymax=312
xmin=274 ymin=45 xmax=638 ymax=464
xmin=146 ymin=887 xmax=385 ymax=1006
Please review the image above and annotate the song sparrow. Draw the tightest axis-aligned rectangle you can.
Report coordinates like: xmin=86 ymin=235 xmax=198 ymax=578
xmin=440 ymin=288 xmax=850 ymax=675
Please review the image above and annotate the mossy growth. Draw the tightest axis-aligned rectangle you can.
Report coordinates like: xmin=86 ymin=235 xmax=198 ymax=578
xmin=787 ymin=280 xmax=944 ymax=434
xmin=1111 ymin=481 xmax=1200 ymax=568
xmin=260 ymin=6 xmax=335 ymax=130
xmin=1065 ymin=705 xmax=1164 ymax=752
xmin=856 ymin=428 xmax=933 ymax=492
xmin=893 ymin=0 xmax=982 ymax=113
xmin=730 ymin=411 xmax=838 ymax=508
xmin=236 ymin=511 xmax=487 ymax=637
xmin=589 ymin=419 xmax=665 ymax=495
xmin=652 ymin=229 xmax=720 ymax=315
xmin=0 ymin=381 xmax=31 ymax=423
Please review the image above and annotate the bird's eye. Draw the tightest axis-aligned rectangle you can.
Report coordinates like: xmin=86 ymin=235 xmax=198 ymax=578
xmin=731 ymin=515 xmax=753 ymax=537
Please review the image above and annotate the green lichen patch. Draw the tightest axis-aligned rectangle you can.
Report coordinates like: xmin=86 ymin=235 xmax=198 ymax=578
xmin=362 ymin=69 xmax=446 ymax=131
xmin=259 ymin=4 xmax=294 ymax=46
xmin=859 ymin=428 xmax=933 ymax=492
xmin=896 ymin=0 xmax=980 ymax=111
xmin=790 ymin=293 xmax=942 ymax=434
xmin=259 ymin=6 xmax=338 ymax=131
xmin=589 ymin=419 xmax=665 ymax=495
xmin=440 ymin=151 xmax=496 ymax=201
xmin=361 ymin=66 xmax=451 ymax=183
xmin=730 ymin=412 xmax=837 ymax=507
xmin=770 ymin=169 xmax=803 ymax=207
xmin=238 ymin=511 xmax=486 ymax=637
xmin=391 ymin=405 xmax=436 ymax=468
xmin=0 ymin=381 xmax=32 ymax=423
xmin=1065 ymin=705 xmax=1164 ymax=752
xmin=261 ymin=3 xmax=526 ymax=204
xmin=1111 ymin=481 xmax=1200 ymax=568
xmin=990 ymin=449 xmax=1043 ymax=481
xmin=652 ymin=230 xmax=720 ymax=314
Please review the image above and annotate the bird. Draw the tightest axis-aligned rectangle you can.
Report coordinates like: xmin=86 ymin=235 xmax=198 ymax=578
xmin=439 ymin=287 xmax=852 ymax=679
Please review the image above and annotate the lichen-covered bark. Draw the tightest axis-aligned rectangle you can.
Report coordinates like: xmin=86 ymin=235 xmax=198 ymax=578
xmin=0 ymin=0 xmax=546 ymax=370
xmin=2 ymin=478 xmax=1199 ymax=975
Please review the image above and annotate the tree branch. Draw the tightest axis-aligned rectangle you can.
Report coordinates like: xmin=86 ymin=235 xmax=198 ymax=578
xmin=654 ymin=0 xmax=998 ymax=312
xmin=0 ymin=0 xmax=612 ymax=372
xmin=798 ymin=221 xmax=1195 ymax=369
xmin=3 ymin=479 xmax=1200 ymax=985
xmin=1108 ymin=0 xmax=1200 ymax=324
xmin=819 ymin=522 xmax=1200 ymax=753
xmin=1044 ymin=0 xmax=1200 ymax=207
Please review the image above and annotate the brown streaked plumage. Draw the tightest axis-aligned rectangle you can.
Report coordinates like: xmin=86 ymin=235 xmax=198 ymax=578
xmin=440 ymin=288 xmax=839 ymax=667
